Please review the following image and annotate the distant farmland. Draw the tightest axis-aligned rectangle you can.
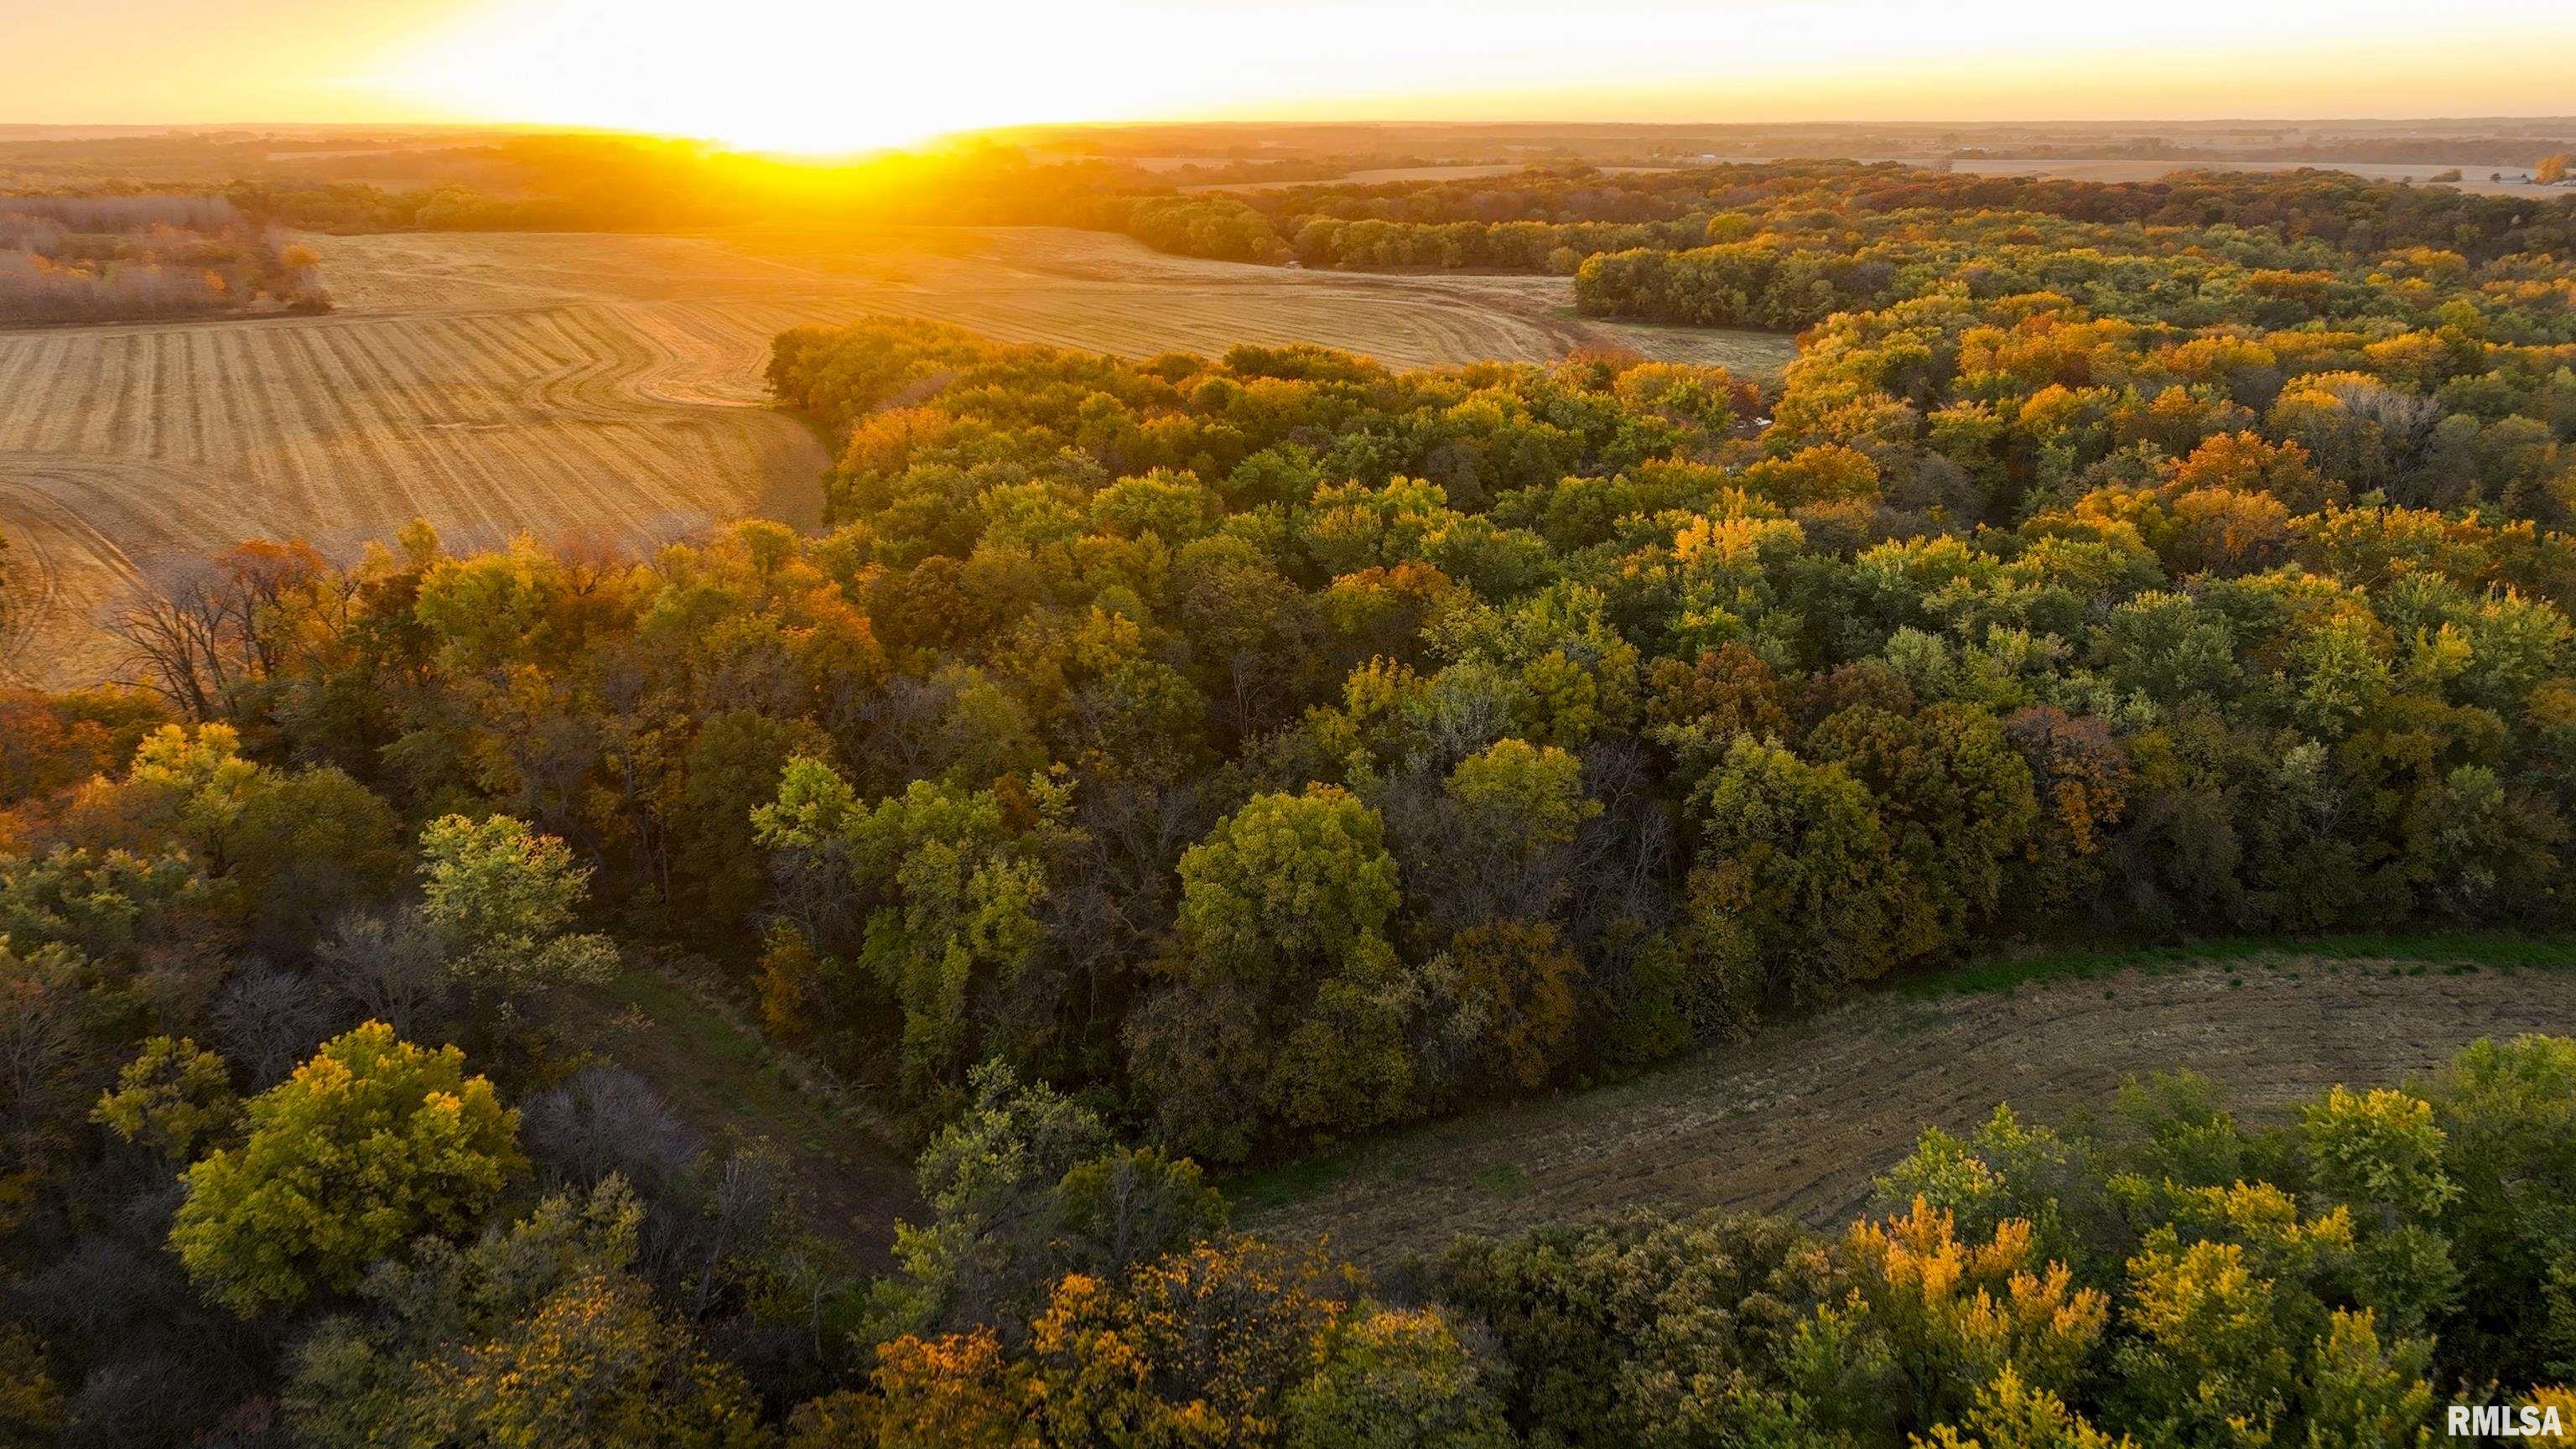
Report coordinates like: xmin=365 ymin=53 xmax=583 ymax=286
xmin=0 ymin=225 xmax=1794 ymax=687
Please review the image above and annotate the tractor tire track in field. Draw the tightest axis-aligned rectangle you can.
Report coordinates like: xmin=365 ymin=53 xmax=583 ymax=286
xmin=0 ymin=303 xmax=832 ymax=687
xmin=0 ymin=454 xmax=191 ymax=684
xmin=1249 ymin=955 xmax=2576 ymax=1269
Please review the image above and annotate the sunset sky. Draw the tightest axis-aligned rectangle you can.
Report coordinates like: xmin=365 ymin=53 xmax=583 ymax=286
xmin=14 ymin=0 xmax=2576 ymax=152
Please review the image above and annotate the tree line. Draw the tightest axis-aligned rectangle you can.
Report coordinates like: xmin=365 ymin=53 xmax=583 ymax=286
xmin=1090 ymin=163 xmax=2576 ymax=284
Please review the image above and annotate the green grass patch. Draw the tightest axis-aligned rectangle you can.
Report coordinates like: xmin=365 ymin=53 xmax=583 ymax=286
xmin=1471 ymin=1162 xmax=1530 ymax=1197
xmin=1223 ymin=1155 xmax=1361 ymax=1213
xmin=1909 ymin=928 xmax=2576 ymax=1000
xmin=589 ymin=966 xmax=842 ymax=1140
xmin=605 ymin=969 xmax=766 ymax=1065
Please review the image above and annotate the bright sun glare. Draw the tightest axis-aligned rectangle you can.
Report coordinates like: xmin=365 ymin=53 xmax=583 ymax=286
xmin=383 ymin=0 xmax=1249 ymax=153
xmin=377 ymin=0 xmax=2576 ymax=153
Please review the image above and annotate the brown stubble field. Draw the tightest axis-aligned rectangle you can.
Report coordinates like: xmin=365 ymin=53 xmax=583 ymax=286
xmin=0 ymin=225 xmax=1794 ymax=688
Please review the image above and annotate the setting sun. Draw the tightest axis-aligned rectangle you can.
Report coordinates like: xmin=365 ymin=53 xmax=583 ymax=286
xmin=376 ymin=0 xmax=1129 ymax=151
xmin=4 ymin=0 xmax=2574 ymax=142
xmin=275 ymin=0 xmax=2576 ymax=147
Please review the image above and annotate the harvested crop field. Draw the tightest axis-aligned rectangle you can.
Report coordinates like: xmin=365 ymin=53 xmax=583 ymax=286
xmin=0 ymin=225 xmax=1792 ymax=687
xmin=1245 ymin=949 xmax=2576 ymax=1268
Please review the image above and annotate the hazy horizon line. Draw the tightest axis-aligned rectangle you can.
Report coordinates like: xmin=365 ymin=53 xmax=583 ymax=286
xmin=8 ymin=112 xmax=2576 ymax=143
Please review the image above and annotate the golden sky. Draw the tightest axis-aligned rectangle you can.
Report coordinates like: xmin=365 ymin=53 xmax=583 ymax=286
xmin=13 ymin=0 xmax=2576 ymax=152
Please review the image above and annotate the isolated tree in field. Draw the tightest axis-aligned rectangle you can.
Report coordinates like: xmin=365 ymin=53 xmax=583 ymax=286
xmin=170 ymin=1021 xmax=523 ymax=1316
xmin=2538 ymin=154 xmax=2571 ymax=185
xmin=1128 ymin=786 xmax=1415 ymax=1159
xmin=418 ymin=813 xmax=619 ymax=1001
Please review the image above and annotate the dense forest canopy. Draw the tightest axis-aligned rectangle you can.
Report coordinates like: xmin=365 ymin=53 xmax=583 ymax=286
xmin=3 ymin=153 xmax=2575 ymax=1444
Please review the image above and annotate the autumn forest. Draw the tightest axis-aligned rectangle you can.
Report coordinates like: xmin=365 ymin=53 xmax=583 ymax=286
xmin=3 ymin=106 xmax=2576 ymax=1449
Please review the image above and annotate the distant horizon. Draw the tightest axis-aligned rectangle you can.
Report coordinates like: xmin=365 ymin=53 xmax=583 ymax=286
xmin=10 ymin=0 xmax=2574 ymax=154
xmin=6 ymin=113 xmax=2576 ymax=150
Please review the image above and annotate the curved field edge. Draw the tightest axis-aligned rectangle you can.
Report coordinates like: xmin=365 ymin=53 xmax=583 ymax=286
xmin=1235 ymin=933 xmax=2576 ymax=1268
xmin=1 ymin=226 xmax=1792 ymax=689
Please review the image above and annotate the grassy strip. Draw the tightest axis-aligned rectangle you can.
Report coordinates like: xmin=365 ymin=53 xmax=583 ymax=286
xmin=1224 ymin=1155 xmax=1364 ymax=1215
xmin=1224 ymin=927 xmax=2576 ymax=1215
xmin=589 ymin=965 xmax=854 ymax=1158
xmin=1911 ymin=928 xmax=2576 ymax=999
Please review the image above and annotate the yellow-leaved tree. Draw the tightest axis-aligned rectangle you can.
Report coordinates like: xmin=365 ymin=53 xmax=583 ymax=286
xmin=169 ymin=1021 xmax=523 ymax=1316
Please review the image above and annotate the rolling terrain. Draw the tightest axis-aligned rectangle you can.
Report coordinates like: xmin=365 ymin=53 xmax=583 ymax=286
xmin=1248 ymin=948 xmax=2576 ymax=1267
xmin=0 ymin=225 xmax=1794 ymax=688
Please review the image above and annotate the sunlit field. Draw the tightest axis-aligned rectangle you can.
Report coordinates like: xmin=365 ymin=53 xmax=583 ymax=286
xmin=0 ymin=221 xmax=1790 ymax=685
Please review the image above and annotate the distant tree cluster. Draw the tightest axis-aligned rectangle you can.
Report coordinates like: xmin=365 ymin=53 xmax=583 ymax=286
xmin=225 ymin=138 xmax=1176 ymax=236
xmin=1169 ymin=160 xmax=2576 ymax=273
xmin=1114 ymin=196 xmax=1292 ymax=262
xmin=1572 ymin=207 xmax=2576 ymax=341
xmin=0 ymin=193 xmax=325 ymax=323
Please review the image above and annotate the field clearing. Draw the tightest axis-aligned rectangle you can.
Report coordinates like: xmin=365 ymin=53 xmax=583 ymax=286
xmin=1948 ymin=156 xmax=2570 ymax=197
xmin=554 ymin=963 xmax=918 ymax=1270
xmin=0 ymin=225 xmax=1794 ymax=688
xmin=1246 ymin=949 xmax=2576 ymax=1267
